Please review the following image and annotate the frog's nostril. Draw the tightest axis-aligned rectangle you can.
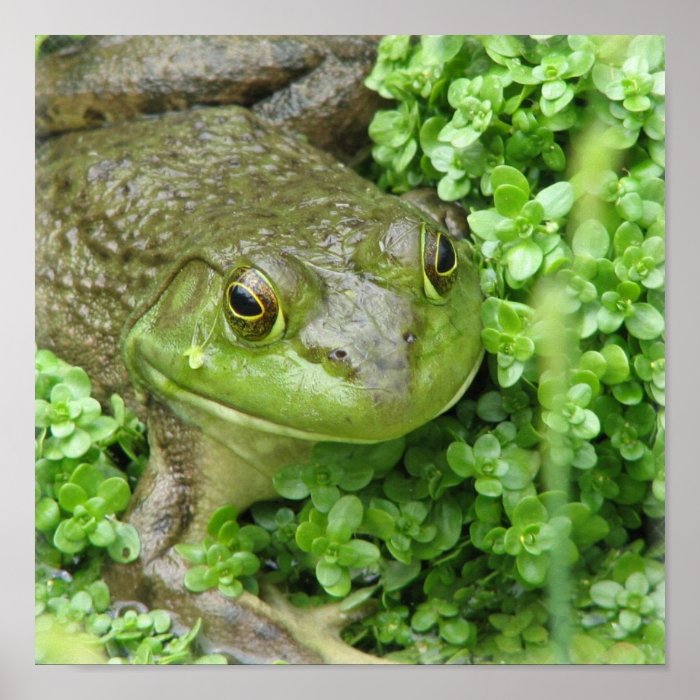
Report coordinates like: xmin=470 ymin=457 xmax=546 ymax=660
xmin=403 ymin=332 xmax=417 ymax=345
xmin=328 ymin=348 xmax=348 ymax=362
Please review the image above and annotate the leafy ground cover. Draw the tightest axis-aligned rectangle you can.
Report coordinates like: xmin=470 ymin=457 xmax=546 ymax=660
xmin=35 ymin=34 xmax=664 ymax=664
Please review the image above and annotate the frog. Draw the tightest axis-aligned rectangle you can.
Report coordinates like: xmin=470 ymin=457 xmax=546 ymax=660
xmin=35 ymin=36 xmax=484 ymax=664
xmin=35 ymin=34 xmax=387 ymax=162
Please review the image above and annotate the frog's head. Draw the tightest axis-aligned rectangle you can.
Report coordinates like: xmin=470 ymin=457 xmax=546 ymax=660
xmin=124 ymin=193 xmax=483 ymax=444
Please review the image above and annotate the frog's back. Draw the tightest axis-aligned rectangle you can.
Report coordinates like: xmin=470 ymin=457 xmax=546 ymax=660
xmin=35 ymin=106 xmax=389 ymax=404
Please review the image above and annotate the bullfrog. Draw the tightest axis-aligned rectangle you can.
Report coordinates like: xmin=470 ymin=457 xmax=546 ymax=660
xmin=35 ymin=35 xmax=385 ymax=162
xmin=35 ymin=36 xmax=484 ymax=664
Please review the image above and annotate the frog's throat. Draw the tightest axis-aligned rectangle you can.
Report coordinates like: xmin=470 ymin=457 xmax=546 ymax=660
xmin=136 ymin=351 xmax=483 ymax=445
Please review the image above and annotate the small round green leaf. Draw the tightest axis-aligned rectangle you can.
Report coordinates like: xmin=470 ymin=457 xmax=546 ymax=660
xmin=97 ymin=477 xmax=131 ymax=514
xmin=58 ymin=482 xmax=88 ymax=513
xmin=505 ymin=240 xmax=543 ymax=281
xmin=467 ymin=209 xmax=508 ymax=241
xmin=89 ymin=518 xmax=117 ymax=547
xmin=626 ymin=303 xmax=664 ymax=339
xmin=491 ymin=165 xmax=530 ymax=197
xmin=273 ymin=467 xmax=310 ymax=500
xmin=381 ymin=559 xmax=422 ymax=592
xmin=494 ymin=184 xmax=528 ymax=217
xmin=88 ymin=581 xmax=111 ymax=613
xmin=338 ymin=585 xmax=378 ymax=612
xmin=412 ymin=607 xmax=438 ymax=632
xmin=53 ymin=519 xmax=87 ymax=554
xmin=316 ymin=559 xmax=343 ymax=587
xmin=437 ymin=174 xmax=471 ymax=202
xmin=440 ymin=618 xmax=473 ymax=645
xmin=421 ymin=35 xmax=464 ymax=65
xmin=183 ymin=565 xmax=218 ymax=593
xmin=600 ymin=344 xmax=630 ymax=384
xmin=61 ymin=428 xmax=92 ymax=459
xmin=107 ymin=522 xmax=141 ymax=563
xmin=590 ymin=580 xmax=623 ymax=609
xmin=339 ymin=539 xmax=380 ymax=568
xmin=63 ymin=367 xmax=91 ymax=398
xmin=617 ymin=192 xmax=643 ymax=222
xmin=86 ymin=415 xmax=118 ymax=442
xmin=474 ymin=434 xmax=501 ymax=460
xmin=420 ymin=116 xmax=449 ymax=155
xmin=369 ymin=110 xmax=412 ymax=148
xmin=535 ymin=181 xmax=574 ymax=219
xmin=446 ymin=442 xmax=474 ymax=478
xmin=232 ymin=551 xmax=260 ymax=576
xmin=619 ymin=609 xmax=642 ymax=632
xmin=69 ymin=463 xmax=105 ymax=498
xmin=572 ymin=220 xmax=610 ymax=259
xmin=295 ymin=521 xmax=324 ymax=552
xmin=220 ymin=583 xmax=250 ymax=604
xmin=498 ymin=361 xmax=524 ymax=388
xmin=36 ymin=498 xmax=60 ymax=532
xmin=310 ymin=485 xmax=341 ymax=513
xmin=328 ymin=495 xmax=364 ymax=532
xmin=174 ymin=543 xmax=207 ymax=565
xmin=513 ymin=496 xmax=547 ymax=526
xmin=475 ymin=477 xmax=503 ymax=497
xmin=516 ymin=552 xmax=548 ymax=586
xmin=324 ymin=570 xmax=352 ymax=598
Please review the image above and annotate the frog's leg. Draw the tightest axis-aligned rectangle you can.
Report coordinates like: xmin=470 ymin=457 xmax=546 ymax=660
xmin=105 ymin=401 xmax=390 ymax=664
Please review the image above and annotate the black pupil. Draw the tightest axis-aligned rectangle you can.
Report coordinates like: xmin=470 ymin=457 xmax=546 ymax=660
xmin=436 ymin=235 xmax=456 ymax=274
xmin=229 ymin=284 xmax=263 ymax=317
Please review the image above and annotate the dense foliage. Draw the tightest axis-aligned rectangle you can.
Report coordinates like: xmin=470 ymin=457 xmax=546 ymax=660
xmin=34 ymin=350 xmax=228 ymax=663
xmin=35 ymin=34 xmax=665 ymax=664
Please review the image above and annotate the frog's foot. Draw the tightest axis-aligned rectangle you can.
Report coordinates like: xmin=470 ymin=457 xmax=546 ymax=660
xmin=104 ymin=405 xmax=391 ymax=663
xmin=135 ymin=551 xmax=391 ymax=665
xmin=256 ymin=583 xmax=392 ymax=665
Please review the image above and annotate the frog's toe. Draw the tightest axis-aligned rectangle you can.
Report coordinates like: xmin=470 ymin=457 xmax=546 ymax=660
xmin=190 ymin=587 xmax=391 ymax=664
xmin=260 ymin=582 xmax=378 ymax=634
xmin=139 ymin=553 xmax=390 ymax=664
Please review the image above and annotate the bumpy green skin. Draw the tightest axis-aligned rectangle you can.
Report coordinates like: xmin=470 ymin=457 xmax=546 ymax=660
xmin=36 ymin=101 xmax=482 ymax=663
xmin=37 ymin=104 xmax=482 ymax=445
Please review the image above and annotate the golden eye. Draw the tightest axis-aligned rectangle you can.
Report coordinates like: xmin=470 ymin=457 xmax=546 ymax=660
xmin=223 ymin=267 xmax=285 ymax=343
xmin=421 ymin=226 xmax=458 ymax=302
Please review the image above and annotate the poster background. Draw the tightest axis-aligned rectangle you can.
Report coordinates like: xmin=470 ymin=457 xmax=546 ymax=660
xmin=5 ymin=2 xmax=697 ymax=698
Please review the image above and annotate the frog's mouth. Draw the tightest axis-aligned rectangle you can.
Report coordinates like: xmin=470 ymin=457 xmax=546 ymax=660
xmin=136 ymin=352 xmax=482 ymax=445
xmin=125 ymin=254 xmax=484 ymax=444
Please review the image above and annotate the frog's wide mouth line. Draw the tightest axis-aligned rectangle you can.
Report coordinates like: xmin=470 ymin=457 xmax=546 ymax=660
xmin=438 ymin=345 xmax=485 ymax=413
xmin=136 ymin=353 xmax=482 ymax=445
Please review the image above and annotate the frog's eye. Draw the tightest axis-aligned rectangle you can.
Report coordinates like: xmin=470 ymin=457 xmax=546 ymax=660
xmin=421 ymin=227 xmax=457 ymax=302
xmin=223 ymin=267 xmax=285 ymax=343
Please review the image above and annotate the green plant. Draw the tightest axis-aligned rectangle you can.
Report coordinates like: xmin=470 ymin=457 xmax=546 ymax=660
xmin=175 ymin=505 xmax=269 ymax=598
xmin=35 ymin=34 xmax=665 ymax=665
xmin=341 ymin=34 xmax=663 ymax=663
xmin=35 ymin=349 xmax=227 ymax=664
xmin=35 ymin=350 xmax=144 ymax=567
xmin=295 ymin=496 xmax=381 ymax=597
xmin=106 ymin=617 xmax=228 ymax=665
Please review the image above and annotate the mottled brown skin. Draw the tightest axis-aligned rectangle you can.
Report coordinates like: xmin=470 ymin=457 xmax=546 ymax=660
xmin=36 ymin=103 xmax=483 ymax=663
xmin=36 ymin=35 xmax=385 ymax=161
xmin=35 ymin=39 xmax=483 ymax=664
xmin=35 ymin=37 xmax=399 ymax=662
